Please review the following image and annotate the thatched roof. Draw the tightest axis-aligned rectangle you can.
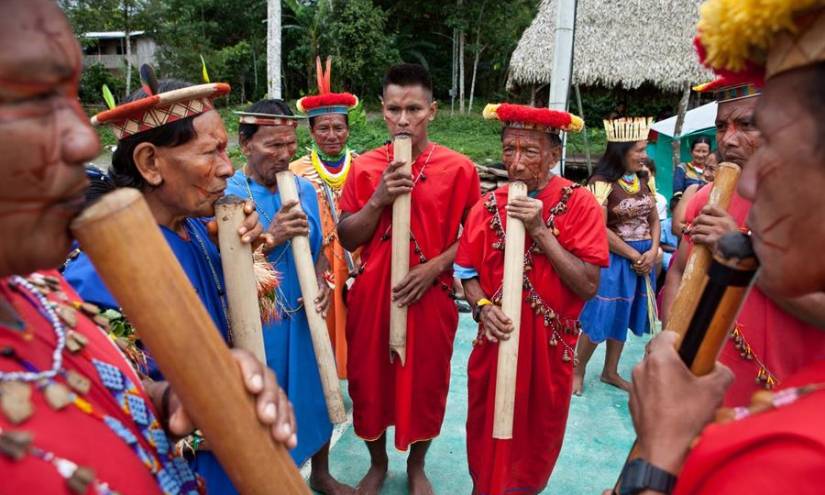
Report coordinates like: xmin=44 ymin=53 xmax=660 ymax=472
xmin=508 ymin=0 xmax=712 ymax=91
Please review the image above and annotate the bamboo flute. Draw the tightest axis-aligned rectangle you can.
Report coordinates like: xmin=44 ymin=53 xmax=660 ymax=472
xmin=70 ymin=188 xmax=308 ymax=495
xmin=389 ymin=135 xmax=413 ymax=365
xmin=614 ymin=232 xmax=759 ymax=493
xmin=667 ymin=162 xmax=741 ymax=344
xmin=492 ymin=181 xmax=528 ymax=439
xmin=274 ymin=171 xmax=346 ymax=424
xmin=215 ymin=195 xmax=267 ymax=363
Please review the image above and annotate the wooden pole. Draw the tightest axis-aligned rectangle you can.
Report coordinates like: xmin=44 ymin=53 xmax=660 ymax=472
xmin=671 ymin=82 xmax=692 ymax=173
xmin=274 ymin=171 xmax=346 ymax=424
xmin=389 ymin=135 xmax=412 ymax=365
xmin=215 ymin=195 xmax=267 ymax=363
xmin=492 ymin=181 xmax=528 ymax=439
xmin=665 ymin=162 xmax=740 ymax=344
xmin=70 ymin=189 xmax=308 ymax=495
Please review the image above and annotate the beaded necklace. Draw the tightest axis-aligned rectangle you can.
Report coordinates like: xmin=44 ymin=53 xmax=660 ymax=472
xmin=715 ymin=382 xmax=825 ymax=424
xmin=310 ymin=145 xmax=352 ymax=190
xmin=618 ymin=173 xmax=641 ymax=194
xmin=478 ymin=182 xmax=582 ymax=363
xmin=730 ymin=323 xmax=778 ymax=389
xmin=685 ymin=161 xmax=705 ymax=180
xmin=185 ymin=219 xmax=232 ymax=338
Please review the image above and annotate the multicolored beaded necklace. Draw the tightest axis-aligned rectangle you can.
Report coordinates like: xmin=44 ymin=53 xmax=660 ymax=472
xmin=618 ymin=173 xmax=641 ymax=194
xmin=0 ymin=275 xmax=200 ymax=495
xmin=685 ymin=161 xmax=705 ymax=180
xmin=310 ymin=145 xmax=353 ymax=190
xmin=730 ymin=323 xmax=778 ymax=389
xmin=715 ymin=382 xmax=825 ymax=424
xmin=479 ymin=182 xmax=582 ymax=363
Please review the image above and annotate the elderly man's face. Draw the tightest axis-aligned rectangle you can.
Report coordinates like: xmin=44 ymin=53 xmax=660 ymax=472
xmin=715 ymin=97 xmax=762 ymax=166
xmin=141 ymin=110 xmax=233 ymax=219
xmin=310 ymin=114 xmax=349 ymax=157
xmin=501 ymin=127 xmax=560 ymax=191
xmin=242 ymin=125 xmax=298 ymax=189
xmin=739 ymin=67 xmax=825 ymax=296
xmin=0 ymin=0 xmax=100 ymax=276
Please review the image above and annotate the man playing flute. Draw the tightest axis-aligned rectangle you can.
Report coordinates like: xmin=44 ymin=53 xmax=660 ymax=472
xmin=337 ymin=63 xmax=480 ymax=494
xmin=618 ymin=1 xmax=825 ymax=493
xmin=454 ymin=103 xmax=608 ymax=494
xmin=0 ymin=2 xmax=296 ymax=494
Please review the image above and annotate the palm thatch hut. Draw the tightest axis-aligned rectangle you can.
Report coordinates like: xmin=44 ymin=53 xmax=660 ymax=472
xmin=509 ymin=0 xmax=711 ymax=92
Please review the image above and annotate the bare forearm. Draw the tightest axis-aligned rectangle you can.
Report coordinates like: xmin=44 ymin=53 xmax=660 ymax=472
xmin=337 ymin=201 xmax=384 ymax=251
xmin=608 ymin=229 xmax=640 ymax=260
xmin=430 ymin=241 xmax=459 ymax=275
xmin=461 ymin=277 xmax=487 ymax=307
xmin=534 ymin=229 xmax=599 ymax=300
xmin=649 ymin=212 xmax=661 ymax=253
xmin=660 ymin=241 xmax=689 ymax=323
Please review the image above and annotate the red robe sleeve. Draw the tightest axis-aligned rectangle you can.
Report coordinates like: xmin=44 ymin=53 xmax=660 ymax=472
xmin=455 ymin=197 xmax=487 ymax=271
xmin=339 ymin=152 xmax=377 ymax=214
xmin=556 ymin=188 xmax=610 ymax=268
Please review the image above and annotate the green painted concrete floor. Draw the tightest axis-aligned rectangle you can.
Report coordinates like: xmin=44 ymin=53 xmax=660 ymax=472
xmin=313 ymin=314 xmax=649 ymax=494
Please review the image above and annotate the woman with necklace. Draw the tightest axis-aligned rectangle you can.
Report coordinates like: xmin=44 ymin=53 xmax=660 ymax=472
xmin=0 ymin=4 xmax=295 ymax=494
xmin=573 ymin=117 xmax=660 ymax=396
xmin=673 ymin=136 xmax=713 ymax=196
xmin=289 ymin=57 xmax=360 ymax=380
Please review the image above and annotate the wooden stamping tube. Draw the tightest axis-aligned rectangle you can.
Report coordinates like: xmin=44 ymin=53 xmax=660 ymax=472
xmin=215 ymin=195 xmax=267 ymax=363
xmin=492 ymin=181 xmax=528 ymax=440
xmin=389 ymin=135 xmax=412 ymax=365
xmin=274 ymin=171 xmax=346 ymax=424
xmin=666 ymin=162 xmax=741 ymax=345
xmin=70 ymin=189 xmax=308 ymax=495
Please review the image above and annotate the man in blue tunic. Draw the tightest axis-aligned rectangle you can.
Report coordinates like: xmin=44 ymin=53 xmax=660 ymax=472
xmin=226 ymin=99 xmax=351 ymax=495
xmin=63 ymin=78 xmax=287 ymax=492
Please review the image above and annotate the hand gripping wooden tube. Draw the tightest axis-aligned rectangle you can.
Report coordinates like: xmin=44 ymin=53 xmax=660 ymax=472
xmin=215 ymin=195 xmax=267 ymax=363
xmin=666 ymin=162 xmax=741 ymax=344
xmin=274 ymin=171 xmax=346 ymax=424
xmin=492 ymin=181 xmax=528 ymax=440
xmin=389 ymin=135 xmax=413 ymax=365
xmin=614 ymin=232 xmax=759 ymax=494
xmin=70 ymin=188 xmax=309 ymax=495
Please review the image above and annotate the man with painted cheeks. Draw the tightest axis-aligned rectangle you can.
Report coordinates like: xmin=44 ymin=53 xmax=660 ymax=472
xmin=454 ymin=103 xmax=608 ymax=494
xmin=337 ymin=64 xmax=480 ymax=494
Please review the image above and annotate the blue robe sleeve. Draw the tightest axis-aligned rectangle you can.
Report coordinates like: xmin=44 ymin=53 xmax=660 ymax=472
xmin=63 ymin=252 xmax=119 ymax=310
xmin=673 ymin=165 xmax=687 ymax=194
xmin=298 ymin=176 xmax=323 ymax=261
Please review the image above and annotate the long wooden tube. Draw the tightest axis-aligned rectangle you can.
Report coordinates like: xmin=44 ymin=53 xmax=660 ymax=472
xmin=492 ymin=181 xmax=528 ymax=439
xmin=666 ymin=162 xmax=741 ymax=344
xmin=274 ymin=171 xmax=346 ymax=424
xmin=215 ymin=195 xmax=267 ymax=363
xmin=614 ymin=232 xmax=759 ymax=493
xmin=389 ymin=135 xmax=412 ymax=365
xmin=70 ymin=188 xmax=309 ymax=495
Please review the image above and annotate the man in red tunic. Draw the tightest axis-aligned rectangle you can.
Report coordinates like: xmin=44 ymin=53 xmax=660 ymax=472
xmin=455 ymin=104 xmax=608 ymax=494
xmin=0 ymin=2 xmax=295 ymax=493
xmin=661 ymin=78 xmax=825 ymax=406
xmin=337 ymin=64 xmax=480 ymax=494
xmin=615 ymin=3 xmax=825 ymax=494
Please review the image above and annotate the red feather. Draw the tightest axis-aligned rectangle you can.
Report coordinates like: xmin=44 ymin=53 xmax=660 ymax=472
xmin=694 ymin=36 xmax=766 ymax=88
xmin=315 ymin=56 xmax=325 ymax=95
xmin=324 ymin=57 xmax=332 ymax=94
xmin=495 ymin=104 xmax=573 ymax=129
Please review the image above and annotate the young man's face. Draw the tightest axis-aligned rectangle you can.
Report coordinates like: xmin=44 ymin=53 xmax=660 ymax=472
xmin=738 ymin=67 xmax=825 ymax=296
xmin=381 ymin=84 xmax=436 ymax=149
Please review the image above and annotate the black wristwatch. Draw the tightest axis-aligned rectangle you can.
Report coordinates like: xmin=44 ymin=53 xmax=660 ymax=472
xmin=619 ymin=458 xmax=677 ymax=495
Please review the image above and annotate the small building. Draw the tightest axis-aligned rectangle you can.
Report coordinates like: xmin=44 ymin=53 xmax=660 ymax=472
xmin=82 ymin=31 xmax=157 ymax=73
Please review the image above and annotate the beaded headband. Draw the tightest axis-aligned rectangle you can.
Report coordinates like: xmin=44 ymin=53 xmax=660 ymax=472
xmin=693 ymin=76 xmax=762 ymax=103
xmin=235 ymin=111 xmax=303 ymax=127
xmin=296 ymin=57 xmax=359 ymax=117
xmin=603 ymin=117 xmax=654 ymax=143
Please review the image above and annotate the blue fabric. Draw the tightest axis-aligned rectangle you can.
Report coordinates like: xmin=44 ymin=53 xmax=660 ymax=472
xmin=453 ymin=263 xmax=479 ymax=280
xmin=64 ymin=219 xmax=228 ymax=381
xmin=226 ymin=170 xmax=332 ymax=468
xmin=579 ymin=239 xmax=656 ymax=343
xmin=672 ymin=165 xmax=705 ymax=195
xmin=660 ymin=218 xmax=678 ymax=269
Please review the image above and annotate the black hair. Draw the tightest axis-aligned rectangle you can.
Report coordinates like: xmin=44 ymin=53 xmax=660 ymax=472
xmin=690 ymin=135 xmax=712 ymax=152
xmin=645 ymin=157 xmax=657 ymax=176
xmin=110 ymin=79 xmax=198 ymax=190
xmin=84 ymin=165 xmax=116 ymax=206
xmin=238 ymin=99 xmax=294 ymax=142
xmin=591 ymin=141 xmax=637 ymax=182
xmin=669 ymin=195 xmax=681 ymax=212
xmin=308 ymin=113 xmax=349 ymax=130
xmin=382 ymin=63 xmax=433 ymax=96
xmin=810 ymin=62 xmax=825 ymax=153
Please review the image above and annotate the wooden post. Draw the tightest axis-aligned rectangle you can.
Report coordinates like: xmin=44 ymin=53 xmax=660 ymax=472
xmin=215 ymin=195 xmax=267 ymax=363
xmin=389 ymin=135 xmax=412 ymax=365
xmin=70 ymin=189 xmax=308 ymax=495
xmin=665 ymin=162 xmax=740 ymax=344
xmin=574 ymin=84 xmax=593 ymax=175
xmin=274 ymin=171 xmax=346 ymax=424
xmin=492 ymin=181 xmax=527 ymax=439
xmin=671 ymin=82 xmax=692 ymax=173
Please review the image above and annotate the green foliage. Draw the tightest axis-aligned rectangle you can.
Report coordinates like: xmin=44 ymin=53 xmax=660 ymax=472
xmin=79 ymin=63 xmax=125 ymax=105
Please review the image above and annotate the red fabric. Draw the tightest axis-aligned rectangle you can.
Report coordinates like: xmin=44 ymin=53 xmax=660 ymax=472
xmin=683 ymin=186 xmax=825 ymax=406
xmin=298 ymin=93 xmax=357 ymax=110
xmin=674 ymin=359 xmax=825 ymax=495
xmin=493 ymin=104 xmax=574 ymax=130
xmin=0 ymin=271 xmax=163 ymax=495
xmin=339 ymin=143 xmax=481 ymax=449
xmin=456 ymin=179 xmax=609 ymax=494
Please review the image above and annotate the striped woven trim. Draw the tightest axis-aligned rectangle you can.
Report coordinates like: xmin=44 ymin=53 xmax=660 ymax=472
xmin=238 ymin=115 xmax=299 ymax=127
xmin=109 ymin=97 xmax=214 ymax=140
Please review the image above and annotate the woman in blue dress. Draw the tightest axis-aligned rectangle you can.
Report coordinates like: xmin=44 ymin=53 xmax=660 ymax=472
xmin=573 ymin=118 xmax=660 ymax=396
xmin=226 ymin=99 xmax=351 ymax=494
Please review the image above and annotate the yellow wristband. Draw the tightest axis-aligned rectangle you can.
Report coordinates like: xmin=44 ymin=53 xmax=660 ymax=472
xmin=472 ymin=298 xmax=494 ymax=322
